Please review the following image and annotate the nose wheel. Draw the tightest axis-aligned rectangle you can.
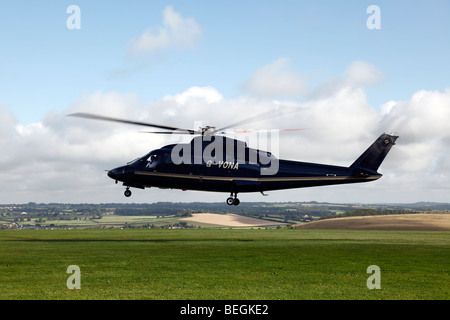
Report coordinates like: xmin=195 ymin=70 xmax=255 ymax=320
xmin=226 ymin=192 xmax=240 ymax=206
xmin=124 ymin=187 xmax=132 ymax=197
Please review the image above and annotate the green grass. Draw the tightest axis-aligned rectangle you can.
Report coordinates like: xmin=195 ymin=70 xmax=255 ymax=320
xmin=0 ymin=229 xmax=448 ymax=299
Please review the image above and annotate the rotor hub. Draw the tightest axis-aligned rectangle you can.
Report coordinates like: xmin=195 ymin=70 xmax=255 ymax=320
xmin=201 ymin=126 xmax=217 ymax=135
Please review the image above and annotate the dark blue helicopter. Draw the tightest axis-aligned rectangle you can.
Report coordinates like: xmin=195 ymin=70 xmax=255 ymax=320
xmin=69 ymin=113 xmax=398 ymax=205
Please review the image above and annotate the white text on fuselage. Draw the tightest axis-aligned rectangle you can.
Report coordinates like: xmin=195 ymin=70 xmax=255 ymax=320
xmin=206 ymin=160 xmax=239 ymax=170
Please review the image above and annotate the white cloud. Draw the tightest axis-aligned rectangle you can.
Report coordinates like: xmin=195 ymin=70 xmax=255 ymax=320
xmin=377 ymin=88 xmax=450 ymax=179
xmin=165 ymin=86 xmax=223 ymax=105
xmin=310 ymin=61 xmax=383 ymax=100
xmin=345 ymin=60 xmax=383 ymax=86
xmin=243 ymin=57 xmax=308 ymax=99
xmin=0 ymin=92 xmax=158 ymax=203
xmin=127 ymin=6 xmax=202 ymax=57
xmin=1 ymin=62 xmax=449 ymax=204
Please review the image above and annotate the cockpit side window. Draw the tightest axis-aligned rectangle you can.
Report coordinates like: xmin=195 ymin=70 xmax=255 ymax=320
xmin=147 ymin=154 xmax=158 ymax=163
xmin=146 ymin=153 xmax=159 ymax=168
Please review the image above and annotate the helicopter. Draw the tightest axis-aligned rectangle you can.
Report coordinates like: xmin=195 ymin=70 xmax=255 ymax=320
xmin=69 ymin=112 xmax=398 ymax=205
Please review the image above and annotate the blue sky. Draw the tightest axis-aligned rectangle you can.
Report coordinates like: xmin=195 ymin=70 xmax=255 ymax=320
xmin=2 ymin=0 xmax=449 ymax=124
xmin=1 ymin=1 xmax=449 ymax=203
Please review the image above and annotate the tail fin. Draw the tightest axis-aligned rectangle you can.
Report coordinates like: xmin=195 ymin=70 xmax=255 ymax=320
xmin=350 ymin=133 xmax=398 ymax=175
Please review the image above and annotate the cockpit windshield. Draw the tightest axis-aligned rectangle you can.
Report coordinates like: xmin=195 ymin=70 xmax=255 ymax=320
xmin=127 ymin=157 xmax=141 ymax=165
xmin=127 ymin=151 xmax=153 ymax=165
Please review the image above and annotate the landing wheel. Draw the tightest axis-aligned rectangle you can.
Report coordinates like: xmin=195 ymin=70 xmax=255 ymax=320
xmin=124 ymin=188 xmax=132 ymax=197
xmin=226 ymin=193 xmax=240 ymax=206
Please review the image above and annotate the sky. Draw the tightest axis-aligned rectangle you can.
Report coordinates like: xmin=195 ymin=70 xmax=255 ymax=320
xmin=0 ymin=0 xmax=449 ymax=204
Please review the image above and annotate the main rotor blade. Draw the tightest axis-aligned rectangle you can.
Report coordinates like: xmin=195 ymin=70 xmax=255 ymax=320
xmin=216 ymin=106 xmax=308 ymax=133
xmin=140 ymin=131 xmax=196 ymax=135
xmin=68 ymin=112 xmax=196 ymax=134
xmin=215 ymin=110 xmax=274 ymax=132
xmin=231 ymin=128 xmax=307 ymax=134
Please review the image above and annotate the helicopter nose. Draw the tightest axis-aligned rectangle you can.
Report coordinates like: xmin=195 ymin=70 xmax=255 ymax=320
xmin=107 ymin=169 xmax=115 ymax=179
xmin=107 ymin=169 xmax=118 ymax=180
xmin=107 ymin=167 xmax=124 ymax=181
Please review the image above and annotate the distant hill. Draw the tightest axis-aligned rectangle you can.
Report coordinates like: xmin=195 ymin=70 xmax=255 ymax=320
xmin=2 ymin=202 xmax=450 ymax=230
xmin=294 ymin=213 xmax=450 ymax=231
xmin=381 ymin=202 xmax=450 ymax=211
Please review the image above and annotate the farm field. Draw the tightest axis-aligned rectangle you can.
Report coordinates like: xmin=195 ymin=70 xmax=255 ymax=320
xmin=6 ymin=212 xmax=289 ymax=229
xmin=295 ymin=213 xmax=450 ymax=231
xmin=181 ymin=213 xmax=286 ymax=227
xmin=0 ymin=228 xmax=448 ymax=300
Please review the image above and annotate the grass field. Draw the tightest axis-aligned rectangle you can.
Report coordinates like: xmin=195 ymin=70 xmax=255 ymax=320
xmin=0 ymin=228 xmax=448 ymax=300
